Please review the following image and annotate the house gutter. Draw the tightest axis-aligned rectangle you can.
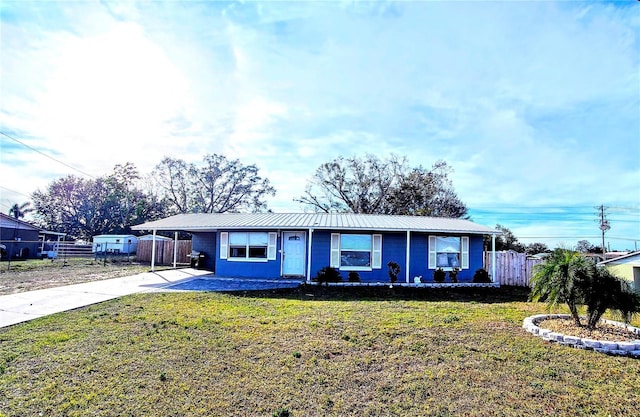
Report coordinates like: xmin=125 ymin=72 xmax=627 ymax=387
xmin=405 ymin=230 xmax=411 ymax=283
xmin=306 ymin=228 xmax=314 ymax=283
xmin=173 ymin=231 xmax=178 ymax=268
xmin=151 ymin=229 xmax=157 ymax=272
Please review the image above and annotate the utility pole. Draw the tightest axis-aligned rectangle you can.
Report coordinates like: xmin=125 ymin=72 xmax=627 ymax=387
xmin=597 ymin=204 xmax=610 ymax=260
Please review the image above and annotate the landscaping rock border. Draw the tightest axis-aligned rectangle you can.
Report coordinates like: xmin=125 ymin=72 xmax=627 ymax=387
xmin=523 ymin=314 xmax=640 ymax=358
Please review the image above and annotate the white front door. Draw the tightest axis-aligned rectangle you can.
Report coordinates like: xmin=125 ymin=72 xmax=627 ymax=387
xmin=282 ymin=232 xmax=306 ymax=276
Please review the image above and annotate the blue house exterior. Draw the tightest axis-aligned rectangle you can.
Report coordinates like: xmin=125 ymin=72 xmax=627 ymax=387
xmin=133 ymin=213 xmax=499 ymax=284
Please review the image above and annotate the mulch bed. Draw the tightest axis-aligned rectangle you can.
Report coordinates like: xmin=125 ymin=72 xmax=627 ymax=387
xmin=539 ymin=318 xmax=640 ymax=342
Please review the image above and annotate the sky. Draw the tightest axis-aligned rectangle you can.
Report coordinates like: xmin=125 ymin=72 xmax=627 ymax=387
xmin=1 ymin=0 xmax=638 ymax=251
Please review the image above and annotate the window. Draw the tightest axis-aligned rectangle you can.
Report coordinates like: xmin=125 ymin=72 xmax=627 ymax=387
xmin=331 ymin=233 xmax=382 ymax=270
xmin=428 ymin=236 xmax=469 ymax=269
xmin=220 ymin=231 xmax=277 ymax=261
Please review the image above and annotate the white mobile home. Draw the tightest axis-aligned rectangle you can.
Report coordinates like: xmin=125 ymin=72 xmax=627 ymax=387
xmin=92 ymin=234 xmax=138 ymax=254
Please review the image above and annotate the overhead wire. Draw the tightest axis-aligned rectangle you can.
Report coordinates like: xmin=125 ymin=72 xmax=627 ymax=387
xmin=0 ymin=131 xmax=96 ymax=179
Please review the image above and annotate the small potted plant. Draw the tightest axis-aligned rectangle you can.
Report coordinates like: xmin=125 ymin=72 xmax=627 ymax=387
xmin=387 ymin=261 xmax=400 ymax=286
xmin=433 ymin=268 xmax=446 ymax=283
xmin=448 ymin=267 xmax=459 ymax=283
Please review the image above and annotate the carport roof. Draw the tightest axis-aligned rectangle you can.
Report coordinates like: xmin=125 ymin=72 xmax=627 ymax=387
xmin=132 ymin=213 xmax=499 ymax=235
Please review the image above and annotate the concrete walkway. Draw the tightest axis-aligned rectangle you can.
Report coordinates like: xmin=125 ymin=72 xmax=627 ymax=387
xmin=0 ymin=268 xmax=214 ymax=328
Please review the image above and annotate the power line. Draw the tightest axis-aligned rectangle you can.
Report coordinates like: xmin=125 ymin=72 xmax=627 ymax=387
xmin=0 ymin=131 xmax=96 ymax=179
xmin=0 ymin=185 xmax=32 ymax=199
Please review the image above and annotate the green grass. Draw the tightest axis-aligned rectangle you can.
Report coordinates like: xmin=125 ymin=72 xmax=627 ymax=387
xmin=0 ymin=287 xmax=639 ymax=416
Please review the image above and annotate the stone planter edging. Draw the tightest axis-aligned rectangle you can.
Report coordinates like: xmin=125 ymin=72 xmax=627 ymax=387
xmin=523 ymin=314 xmax=640 ymax=358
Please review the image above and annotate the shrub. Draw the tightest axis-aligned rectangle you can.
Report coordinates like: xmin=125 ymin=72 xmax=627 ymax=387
xmin=433 ymin=268 xmax=446 ymax=283
xmin=472 ymin=268 xmax=491 ymax=283
xmin=448 ymin=267 xmax=459 ymax=283
xmin=387 ymin=261 xmax=401 ymax=284
xmin=348 ymin=271 xmax=360 ymax=282
xmin=530 ymin=249 xmax=640 ymax=329
xmin=315 ymin=266 xmax=342 ymax=285
xmin=580 ymin=264 xmax=640 ymax=329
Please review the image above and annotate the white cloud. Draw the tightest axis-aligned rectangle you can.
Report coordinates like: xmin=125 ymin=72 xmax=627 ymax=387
xmin=1 ymin=1 xmax=638 ymax=248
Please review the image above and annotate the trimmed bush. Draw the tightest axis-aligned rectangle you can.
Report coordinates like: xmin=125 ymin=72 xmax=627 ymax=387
xmin=472 ymin=268 xmax=491 ymax=283
xmin=448 ymin=267 xmax=459 ymax=283
xmin=387 ymin=261 xmax=401 ymax=284
xmin=348 ymin=271 xmax=360 ymax=282
xmin=433 ymin=268 xmax=446 ymax=283
xmin=315 ymin=266 xmax=342 ymax=285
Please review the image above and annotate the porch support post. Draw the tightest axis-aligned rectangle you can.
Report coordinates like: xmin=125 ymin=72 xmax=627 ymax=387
xmin=173 ymin=231 xmax=178 ymax=268
xmin=306 ymin=228 xmax=313 ymax=283
xmin=491 ymin=233 xmax=496 ymax=283
xmin=405 ymin=230 xmax=411 ymax=283
xmin=151 ymin=229 xmax=157 ymax=272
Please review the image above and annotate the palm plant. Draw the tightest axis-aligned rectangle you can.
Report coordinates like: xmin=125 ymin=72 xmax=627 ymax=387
xmin=9 ymin=202 xmax=34 ymax=219
xmin=530 ymin=248 xmax=591 ymax=327
xmin=531 ymin=249 xmax=640 ymax=330
xmin=581 ymin=266 xmax=640 ymax=329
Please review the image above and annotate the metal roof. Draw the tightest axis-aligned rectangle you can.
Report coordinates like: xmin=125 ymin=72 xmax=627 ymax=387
xmin=132 ymin=213 xmax=499 ymax=235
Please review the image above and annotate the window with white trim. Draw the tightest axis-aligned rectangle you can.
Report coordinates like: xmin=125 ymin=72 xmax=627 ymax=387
xmin=428 ymin=236 xmax=469 ymax=269
xmin=220 ymin=231 xmax=277 ymax=261
xmin=330 ymin=233 xmax=382 ymax=270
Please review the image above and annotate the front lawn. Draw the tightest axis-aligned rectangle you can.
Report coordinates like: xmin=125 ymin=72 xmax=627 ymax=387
xmin=1 ymin=287 xmax=638 ymax=416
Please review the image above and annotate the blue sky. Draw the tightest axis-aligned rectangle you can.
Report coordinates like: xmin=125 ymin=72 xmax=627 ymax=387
xmin=1 ymin=1 xmax=638 ymax=250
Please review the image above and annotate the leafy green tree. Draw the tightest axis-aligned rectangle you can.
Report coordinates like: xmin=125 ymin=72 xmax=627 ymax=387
xmin=525 ymin=242 xmax=549 ymax=255
xmin=530 ymin=248 xmax=591 ymax=326
xmin=297 ymin=155 xmax=467 ymax=217
xmin=489 ymin=224 xmax=525 ymax=252
xmin=575 ymin=240 xmax=595 ymax=253
xmin=32 ymin=164 xmax=165 ymax=239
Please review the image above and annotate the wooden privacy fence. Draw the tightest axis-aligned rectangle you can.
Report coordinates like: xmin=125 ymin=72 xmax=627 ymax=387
xmin=137 ymin=240 xmax=192 ymax=265
xmin=484 ymin=251 xmax=543 ymax=287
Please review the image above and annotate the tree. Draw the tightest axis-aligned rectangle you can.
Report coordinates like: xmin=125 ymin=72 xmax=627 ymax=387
xmin=492 ymin=224 xmax=525 ymax=252
xmin=296 ymin=155 xmax=468 ymax=217
xmin=579 ymin=265 xmax=640 ymax=329
xmin=151 ymin=154 xmax=276 ymax=214
xmin=32 ymin=164 xmax=165 ymax=239
xmin=385 ymin=161 xmax=468 ymax=217
xmin=530 ymin=249 xmax=640 ymax=330
xmin=8 ymin=202 xmax=34 ymax=219
xmin=530 ymin=248 xmax=591 ymax=326
xmin=575 ymin=240 xmax=595 ymax=253
xmin=150 ymin=157 xmax=191 ymax=214
xmin=525 ymin=242 xmax=549 ymax=255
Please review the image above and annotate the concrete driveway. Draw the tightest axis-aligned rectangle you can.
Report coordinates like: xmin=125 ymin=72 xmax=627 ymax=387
xmin=0 ymin=268 xmax=214 ymax=328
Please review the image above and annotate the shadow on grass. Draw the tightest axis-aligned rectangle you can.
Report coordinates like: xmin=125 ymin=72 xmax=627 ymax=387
xmin=223 ymin=284 xmax=531 ymax=303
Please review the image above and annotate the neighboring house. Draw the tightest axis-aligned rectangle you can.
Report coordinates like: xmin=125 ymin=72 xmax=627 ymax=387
xmin=138 ymin=234 xmax=173 ymax=242
xmin=132 ymin=213 xmax=500 ymax=284
xmin=92 ymin=234 xmax=138 ymax=254
xmin=0 ymin=213 xmax=40 ymax=260
xmin=598 ymin=251 xmax=640 ymax=293
xmin=38 ymin=230 xmax=67 ymax=259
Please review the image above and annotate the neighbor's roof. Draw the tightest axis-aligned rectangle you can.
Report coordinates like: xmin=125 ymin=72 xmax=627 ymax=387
xmin=0 ymin=213 xmax=40 ymax=231
xmin=598 ymin=250 xmax=640 ymax=265
xmin=132 ymin=213 xmax=499 ymax=235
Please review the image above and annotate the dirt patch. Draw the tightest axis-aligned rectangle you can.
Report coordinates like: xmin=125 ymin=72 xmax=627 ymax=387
xmin=0 ymin=259 xmax=162 ymax=295
xmin=539 ymin=318 xmax=639 ymax=342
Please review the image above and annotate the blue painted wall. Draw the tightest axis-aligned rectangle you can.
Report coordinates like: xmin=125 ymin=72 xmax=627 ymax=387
xmin=310 ymin=231 xmax=408 ymax=283
xmin=192 ymin=232 xmax=217 ymax=271
xmin=214 ymin=230 xmax=282 ymax=278
xmin=194 ymin=229 xmax=487 ymax=282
